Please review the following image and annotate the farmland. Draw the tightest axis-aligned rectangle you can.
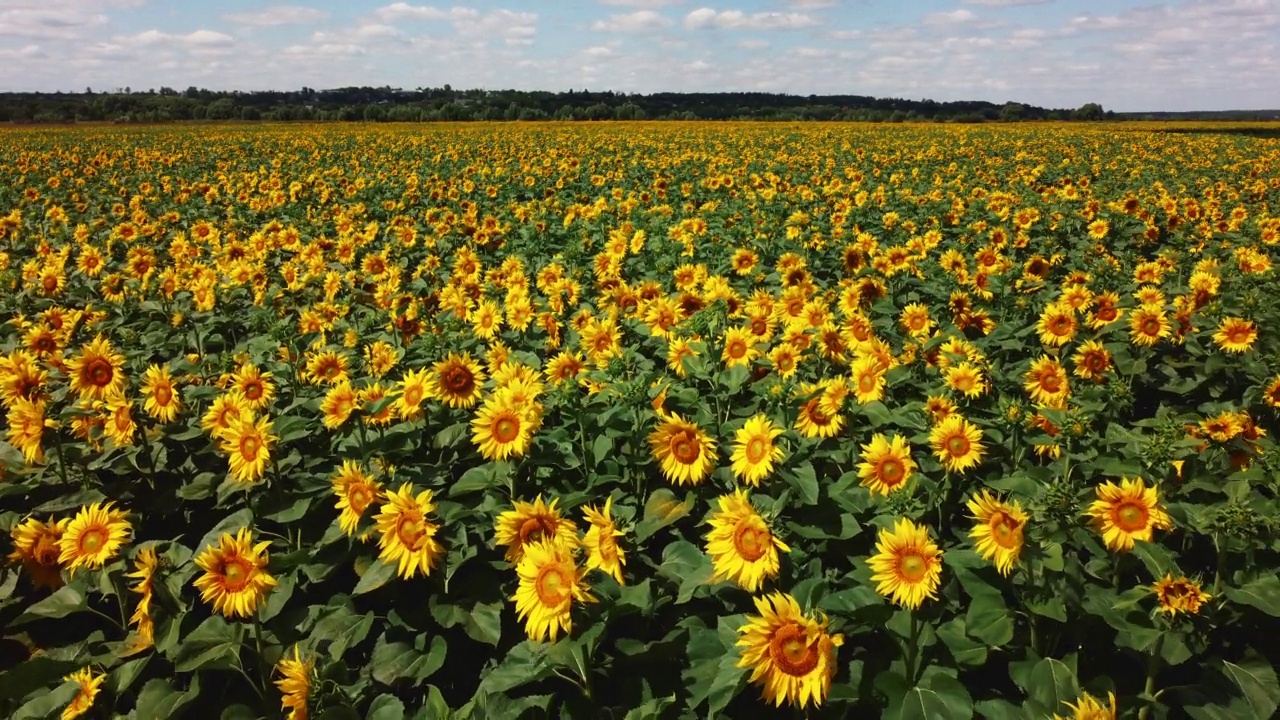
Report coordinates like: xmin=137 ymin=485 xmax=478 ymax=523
xmin=1 ymin=122 xmax=1279 ymax=719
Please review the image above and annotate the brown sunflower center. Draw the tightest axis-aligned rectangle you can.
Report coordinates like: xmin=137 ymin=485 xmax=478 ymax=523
xmin=534 ymin=564 xmax=570 ymax=606
xmin=240 ymin=434 xmax=261 ymax=462
xmin=990 ymin=513 xmax=1021 ymax=549
xmin=396 ymin=514 xmax=426 ymax=549
xmin=442 ymin=366 xmax=474 ymax=394
xmin=1049 ymin=316 xmax=1071 ymax=334
xmin=732 ymin=520 xmax=770 ymax=562
xmin=1039 ymin=373 xmax=1062 ymax=394
xmin=946 ymin=434 xmax=970 ymax=457
xmin=670 ymin=429 xmax=702 ymax=464
xmin=1096 ymin=306 xmax=1117 ymax=322
xmin=493 ymin=415 xmax=521 ymax=444
xmin=1114 ymin=502 xmax=1149 ymax=532
xmin=85 ymin=358 xmax=114 ymax=387
xmin=879 ymin=458 xmax=904 ymax=486
xmin=953 ymin=374 xmax=974 ymax=392
xmin=154 ymin=384 xmax=172 ymax=405
xmin=769 ymin=623 xmax=820 ymax=677
xmin=403 ymin=386 xmax=423 ymax=406
xmin=1140 ymin=317 xmax=1162 ymax=336
xmin=519 ymin=517 xmax=555 ymax=545
xmin=243 ymin=381 xmax=263 ymax=400
xmin=726 ymin=339 xmax=747 ymax=359
xmin=348 ymin=486 xmax=373 ymax=513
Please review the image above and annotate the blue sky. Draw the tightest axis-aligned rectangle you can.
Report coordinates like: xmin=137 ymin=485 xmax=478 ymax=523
xmin=1 ymin=0 xmax=1277 ymax=111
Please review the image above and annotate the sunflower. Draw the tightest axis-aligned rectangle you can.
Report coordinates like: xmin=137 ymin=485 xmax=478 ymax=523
xmin=545 ymin=351 xmax=585 ymax=385
xmin=923 ymin=394 xmax=956 ymax=425
xmin=649 ymin=410 xmax=718 ymax=486
xmin=857 ymin=433 xmax=916 ymax=496
xmin=1152 ymin=574 xmax=1211 ymax=617
xmin=220 ymin=414 xmax=276 ymax=484
xmin=735 ymin=592 xmax=843 ymax=709
xmin=1128 ymin=304 xmax=1170 ymax=347
xmin=7 ymin=516 xmax=67 ymax=590
xmin=1212 ymin=317 xmax=1257 ymax=353
xmin=1087 ymin=219 xmax=1109 ymax=240
xmin=966 ymin=490 xmax=1027 ymax=576
xmin=275 ymin=646 xmax=314 ymax=720
xmin=721 ymin=326 xmax=760 ymax=368
xmin=58 ymin=502 xmax=131 ymax=575
xmin=201 ymin=391 xmax=251 ymax=438
xmin=66 ymin=334 xmax=126 ymax=401
xmin=1085 ymin=477 xmax=1172 ymax=553
xmin=512 ymin=539 xmax=594 ymax=642
xmin=705 ymin=489 xmax=790 ymax=592
xmin=1054 ymin=691 xmax=1117 ymax=720
xmin=581 ymin=498 xmax=626 ymax=584
xmin=868 ymin=518 xmax=943 ymax=609
xmin=1024 ymin=355 xmax=1070 ymax=409
xmin=899 ymin=302 xmax=933 ymax=339
xmin=471 ymin=299 xmax=503 ymax=340
xmin=102 ymin=393 xmax=136 ymax=447
xmin=471 ymin=389 xmax=535 ymax=461
xmin=125 ymin=546 xmax=158 ymax=653
xmin=428 ymin=352 xmax=486 ymax=409
xmin=795 ymin=397 xmax=844 ymax=439
xmin=320 ymin=379 xmax=358 ymax=429
xmin=373 ymin=483 xmax=444 ymax=579
xmin=929 ymin=414 xmax=985 ymax=474
xmin=494 ymin=496 xmax=578 ymax=563
xmin=233 ymin=363 xmax=276 ymax=411
xmin=305 ymin=350 xmax=350 ymax=385
xmin=1037 ymin=303 xmax=1078 ymax=347
xmin=850 ymin=355 xmax=886 ymax=405
xmin=193 ymin=528 xmax=277 ymax=618
xmin=768 ymin=343 xmax=800 ymax=379
xmin=395 ymin=367 xmax=430 ymax=420
xmin=667 ymin=336 xmax=698 ymax=378
xmin=6 ymin=396 xmax=50 ymax=464
xmin=60 ymin=667 xmax=106 ymax=720
xmin=140 ymin=364 xmax=182 ymax=423
xmin=730 ymin=414 xmax=785 ymax=486
xmin=1071 ymin=340 xmax=1113 ymax=382
xmin=1265 ymin=374 xmax=1280 ymax=409
xmin=332 ymin=460 xmax=382 ymax=538
xmin=945 ymin=362 xmax=986 ymax=399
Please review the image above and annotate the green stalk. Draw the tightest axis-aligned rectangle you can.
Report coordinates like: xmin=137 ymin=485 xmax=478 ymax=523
xmin=1137 ymin=634 xmax=1165 ymax=720
xmin=905 ymin=612 xmax=921 ymax=685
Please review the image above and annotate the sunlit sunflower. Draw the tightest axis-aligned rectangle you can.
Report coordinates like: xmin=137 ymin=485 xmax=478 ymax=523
xmin=1071 ymin=340 xmax=1113 ymax=382
xmin=721 ymin=326 xmax=760 ymax=368
xmin=850 ymin=355 xmax=886 ymax=405
xmin=545 ymin=351 xmax=585 ymax=385
xmin=275 ymin=646 xmax=314 ymax=720
xmin=868 ymin=518 xmax=943 ymax=609
xmin=929 ymin=414 xmax=985 ymax=474
xmin=140 ymin=364 xmax=182 ymax=423
xmin=233 ymin=363 xmax=276 ymax=411
xmin=649 ymin=410 xmax=718 ymax=486
xmin=1024 ymin=355 xmax=1070 ymax=409
xmin=305 ymin=350 xmax=350 ymax=386
xmin=201 ymin=391 xmax=251 ymax=438
xmin=1128 ymin=304 xmax=1171 ymax=347
xmin=7 ymin=516 xmax=67 ymax=590
xmin=428 ymin=352 xmax=486 ymax=408
xmin=795 ymin=397 xmax=844 ymax=439
xmin=512 ymin=539 xmax=594 ymax=642
xmin=60 ymin=667 xmax=106 ymax=720
xmin=857 ymin=433 xmax=916 ymax=496
xmin=730 ymin=414 xmax=785 ymax=486
xmin=220 ymin=414 xmax=276 ymax=484
xmin=705 ymin=488 xmax=789 ymax=592
xmin=1085 ymin=477 xmax=1172 ymax=553
xmin=945 ymin=362 xmax=986 ymax=399
xmin=1265 ymin=374 xmax=1280 ymax=409
xmin=7 ymin=396 xmax=51 ymax=464
xmin=494 ymin=496 xmax=579 ymax=563
xmin=966 ymin=490 xmax=1027 ymax=576
xmin=736 ymin=592 xmax=843 ymax=709
xmin=1037 ymin=303 xmax=1078 ymax=347
xmin=102 ymin=393 xmax=136 ymax=447
xmin=332 ymin=460 xmax=382 ymax=538
xmin=471 ymin=389 xmax=535 ymax=461
xmin=581 ymin=498 xmax=626 ymax=584
xmin=313 ymin=380 xmax=354 ymax=430
xmin=66 ymin=334 xmax=126 ymax=401
xmin=58 ymin=502 xmax=131 ymax=574
xmin=373 ymin=483 xmax=444 ymax=579
xmin=125 ymin=546 xmax=158 ymax=653
xmin=1054 ymin=691 xmax=1117 ymax=720
xmin=1152 ymin=574 xmax=1211 ymax=617
xmin=193 ymin=528 xmax=277 ymax=618
xmin=395 ymin=367 xmax=430 ymax=421
xmin=1212 ymin=317 xmax=1257 ymax=353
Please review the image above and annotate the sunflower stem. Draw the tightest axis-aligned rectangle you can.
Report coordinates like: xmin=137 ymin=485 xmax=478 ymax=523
xmin=1137 ymin=634 xmax=1165 ymax=720
xmin=253 ymin=612 xmax=270 ymax=691
xmin=905 ymin=611 xmax=921 ymax=685
xmin=1211 ymin=534 xmax=1225 ymax=597
xmin=52 ymin=427 xmax=74 ymax=488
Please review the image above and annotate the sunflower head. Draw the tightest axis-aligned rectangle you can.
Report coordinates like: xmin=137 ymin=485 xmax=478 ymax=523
xmin=512 ymin=539 xmax=594 ymax=642
xmin=735 ymin=592 xmax=844 ymax=709
xmin=8 ymin=516 xmax=68 ymax=589
xmin=1153 ymin=574 xmax=1211 ymax=617
xmin=193 ymin=528 xmax=277 ymax=618
xmin=730 ymin=414 xmax=785 ymax=486
xmin=1085 ymin=476 xmax=1172 ymax=553
xmin=373 ymin=483 xmax=444 ymax=579
xmin=648 ymin=411 xmax=718 ymax=486
xmin=494 ymin=495 xmax=578 ymax=564
xmin=705 ymin=489 xmax=790 ymax=593
xmin=581 ymin=498 xmax=627 ymax=585
xmin=57 ymin=502 xmax=131 ymax=575
xmin=867 ymin=518 xmax=943 ymax=609
xmin=857 ymin=433 xmax=916 ymax=497
xmin=928 ymin=414 xmax=985 ymax=474
xmin=966 ymin=490 xmax=1027 ymax=576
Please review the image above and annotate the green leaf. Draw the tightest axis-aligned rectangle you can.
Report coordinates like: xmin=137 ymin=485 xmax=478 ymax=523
xmin=592 ymin=435 xmax=613 ymax=467
xmin=658 ymin=540 xmax=712 ymax=604
xmin=273 ymin=414 xmax=311 ymax=443
xmin=424 ymin=685 xmax=450 ymax=719
xmin=353 ymin=559 xmax=398 ymax=595
xmin=450 ymin=464 xmax=497 ymax=496
xmin=0 ymin=655 xmax=79 ymax=704
xmin=636 ymin=488 xmax=691 ymax=542
xmin=191 ymin=508 xmax=255 ymax=557
xmin=15 ymin=585 xmax=86 ymax=623
xmin=1221 ymin=655 xmax=1280 ymax=719
xmin=936 ymin=618 xmax=987 ymax=667
xmin=1227 ymin=575 xmax=1280 ymax=616
xmin=965 ymin=594 xmax=1014 ymax=647
xmin=10 ymin=679 xmax=78 ymax=720
xmin=371 ymin=634 xmax=447 ymax=685
xmin=783 ymin=461 xmax=820 ymax=505
xmin=172 ymin=616 xmax=240 ymax=672
xmin=464 ymin=600 xmax=503 ymax=646
xmin=133 ymin=676 xmax=202 ymax=719
xmin=368 ymin=694 xmax=406 ymax=720
xmin=107 ymin=655 xmax=151 ymax=694
xmin=897 ymin=676 xmax=973 ymax=720
xmin=974 ymin=699 xmax=1025 ymax=720
xmin=220 ymin=705 xmax=259 ymax=720
xmin=311 ymin=603 xmax=375 ymax=658
xmin=1025 ymin=657 xmax=1080 ymax=717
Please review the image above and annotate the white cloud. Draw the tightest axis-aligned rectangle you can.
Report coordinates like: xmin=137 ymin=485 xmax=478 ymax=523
xmin=684 ymin=8 xmax=818 ymax=30
xmin=924 ymin=9 xmax=977 ymax=26
xmin=598 ymin=0 xmax=681 ymax=7
xmin=962 ymin=0 xmax=1050 ymax=6
xmin=224 ymin=6 xmax=330 ymax=27
xmin=130 ymin=29 xmax=236 ymax=48
xmin=592 ymin=10 xmax=672 ymax=31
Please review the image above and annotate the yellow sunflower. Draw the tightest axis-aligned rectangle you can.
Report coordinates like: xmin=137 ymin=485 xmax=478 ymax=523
xmin=233 ymin=363 xmax=276 ymax=412
xmin=125 ymin=546 xmax=158 ymax=653
xmin=868 ymin=518 xmax=943 ymax=609
xmin=966 ymin=490 xmax=1027 ymax=576
xmin=57 ymin=502 xmax=131 ymax=575
xmin=220 ymin=414 xmax=276 ymax=484
xmin=721 ymin=326 xmax=760 ymax=368
xmin=581 ymin=498 xmax=626 ymax=585
xmin=1212 ymin=317 xmax=1257 ymax=353
xmin=1054 ymin=691 xmax=1117 ymax=720
xmin=857 ymin=433 xmax=916 ymax=496
xmin=201 ymin=391 xmax=251 ymax=438
xmin=66 ymin=334 xmax=126 ymax=401
xmin=7 ymin=516 xmax=67 ymax=590
xmin=471 ymin=389 xmax=535 ymax=461
xmin=1152 ymin=574 xmax=1211 ymax=617
xmin=494 ymin=495 xmax=578 ymax=563
xmin=140 ymin=364 xmax=182 ymax=423
xmin=1037 ymin=302 xmax=1078 ymax=347
xmin=928 ymin=414 xmax=985 ymax=474
xmin=332 ymin=460 xmax=382 ymax=538
xmin=730 ymin=414 xmax=785 ymax=486
xmin=1024 ymin=355 xmax=1070 ymax=409
xmin=305 ymin=350 xmax=350 ymax=386
xmin=704 ymin=488 xmax=790 ymax=592
xmin=795 ymin=397 xmax=844 ymax=439
xmin=648 ymin=410 xmax=718 ymax=486
xmin=395 ymin=367 xmax=431 ymax=421
xmin=1071 ymin=340 xmax=1113 ymax=382
xmin=102 ymin=394 xmax=136 ymax=448
xmin=1265 ymin=374 xmax=1280 ymax=409
xmin=320 ymin=379 xmax=358 ymax=429
xmin=428 ymin=352 xmax=486 ymax=409
xmin=275 ymin=646 xmax=314 ymax=720
xmin=193 ymin=528 xmax=277 ymax=618
xmin=1085 ymin=477 xmax=1172 ymax=553
xmin=512 ymin=539 xmax=594 ymax=642
xmin=735 ymin=592 xmax=843 ymax=709
xmin=850 ymin=355 xmax=886 ymax=405
xmin=945 ymin=362 xmax=986 ymax=399
xmin=6 ymin=396 xmax=51 ymax=465
xmin=373 ymin=483 xmax=444 ymax=579
xmin=1128 ymin=304 xmax=1170 ymax=347
xmin=60 ymin=667 xmax=106 ymax=720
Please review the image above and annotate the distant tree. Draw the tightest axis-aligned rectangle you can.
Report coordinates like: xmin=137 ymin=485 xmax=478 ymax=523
xmin=1000 ymin=102 xmax=1026 ymax=122
xmin=1073 ymin=102 xmax=1105 ymax=121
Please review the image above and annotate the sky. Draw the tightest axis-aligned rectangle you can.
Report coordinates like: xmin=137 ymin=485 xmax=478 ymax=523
xmin=0 ymin=0 xmax=1277 ymax=112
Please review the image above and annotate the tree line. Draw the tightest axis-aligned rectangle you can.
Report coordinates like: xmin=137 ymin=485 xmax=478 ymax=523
xmin=0 ymin=86 xmax=1267 ymax=124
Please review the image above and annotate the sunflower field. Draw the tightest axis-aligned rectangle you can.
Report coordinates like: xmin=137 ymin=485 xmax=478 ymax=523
xmin=2 ymin=122 xmax=1280 ymax=720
